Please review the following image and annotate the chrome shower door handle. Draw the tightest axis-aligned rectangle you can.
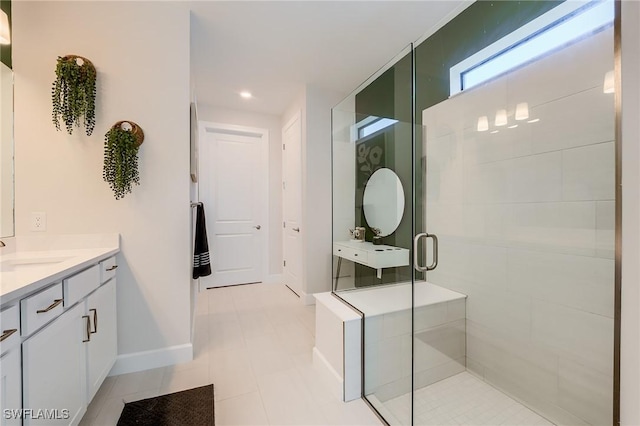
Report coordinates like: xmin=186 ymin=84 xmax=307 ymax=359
xmin=426 ymin=233 xmax=438 ymax=271
xmin=413 ymin=232 xmax=439 ymax=272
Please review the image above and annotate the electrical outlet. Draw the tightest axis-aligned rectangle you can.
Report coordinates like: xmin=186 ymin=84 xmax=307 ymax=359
xmin=31 ymin=212 xmax=46 ymax=232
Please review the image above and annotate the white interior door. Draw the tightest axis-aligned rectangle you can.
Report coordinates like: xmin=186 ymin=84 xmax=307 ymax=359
xmin=199 ymin=124 xmax=268 ymax=289
xmin=282 ymin=113 xmax=303 ymax=296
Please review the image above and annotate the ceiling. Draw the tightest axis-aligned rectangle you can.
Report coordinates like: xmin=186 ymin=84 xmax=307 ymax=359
xmin=189 ymin=1 xmax=470 ymax=116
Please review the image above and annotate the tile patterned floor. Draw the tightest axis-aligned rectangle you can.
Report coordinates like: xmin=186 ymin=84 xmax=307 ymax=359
xmin=381 ymin=372 xmax=555 ymax=426
xmin=79 ymin=283 xmax=382 ymax=426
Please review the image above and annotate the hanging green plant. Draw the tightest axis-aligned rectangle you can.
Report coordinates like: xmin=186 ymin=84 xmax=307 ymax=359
xmin=103 ymin=121 xmax=144 ymax=200
xmin=51 ymin=55 xmax=97 ymax=135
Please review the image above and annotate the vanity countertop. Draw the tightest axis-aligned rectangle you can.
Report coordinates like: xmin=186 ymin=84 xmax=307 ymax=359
xmin=0 ymin=234 xmax=120 ymax=303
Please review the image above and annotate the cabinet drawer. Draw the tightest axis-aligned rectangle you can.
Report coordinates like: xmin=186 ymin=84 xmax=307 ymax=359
xmin=333 ymin=244 xmax=347 ymax=257
xmin=334 ymin=245 xmax=368 ymax=264
xmin=349 ymin=247 xmax=368 ymax=263
xmin=100 ymin=256 xmax=118 ymax=283
xmin=64 ymin=265 xmax=100 ymax=307
xmin=21 ymin=283 xmax=64 ymax=336
xmin=0 ymin=305 xmax=20 ymax=354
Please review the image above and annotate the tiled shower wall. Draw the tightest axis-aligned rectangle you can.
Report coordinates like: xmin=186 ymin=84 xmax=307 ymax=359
xmin=423 ymin=28 xmax=614 ymax=426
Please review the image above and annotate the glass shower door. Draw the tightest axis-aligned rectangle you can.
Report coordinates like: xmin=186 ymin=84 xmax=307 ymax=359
xmin=331 ymin=44 xmax=417 ymax=424
xmin=413 ymin=1 xmax=617 ymax=425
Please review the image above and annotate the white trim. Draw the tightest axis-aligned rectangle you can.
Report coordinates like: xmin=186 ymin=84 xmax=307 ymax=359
xmin=282 ymin=111 xmax=302 ymax=144
xmin=197 ymin=121 xmax=270 ymax=290
xmin=312 ymin=347 xmax=344 ymax=402
xmin=282 ymin=111 xmax=304 ymax=298
xmin=109 ymin=343 xmax=193 ymax=376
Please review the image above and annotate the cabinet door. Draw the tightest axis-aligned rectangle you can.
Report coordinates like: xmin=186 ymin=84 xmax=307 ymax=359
xmin=0 ymin=349 xmax=22 ymax=426
xmin=22 ymin=303 xmax=87 ymax=426
xmin=86 ymin=279 xmax=117 ymax=401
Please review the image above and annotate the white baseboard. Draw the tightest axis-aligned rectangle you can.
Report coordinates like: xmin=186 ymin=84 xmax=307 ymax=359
xmin=303 ymin=292 xmax=316 ymax=305
xmin=266 ymin=274 xmax=283 ymax=284
xmin=313 ymin=347 xmax=344 ymax=401
xmin=109 ymin=343 xmax=193 ymax=376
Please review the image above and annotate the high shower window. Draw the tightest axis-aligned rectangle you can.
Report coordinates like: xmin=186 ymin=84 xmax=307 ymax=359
xmin=357 ymin=117 xmax=400 ymax=139
xmin=450 ymin=0 xmax=614 ymax=95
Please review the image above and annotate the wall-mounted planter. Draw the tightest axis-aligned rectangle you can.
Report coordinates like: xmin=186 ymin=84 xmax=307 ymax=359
xmin=51 ymin=55 xmax=97 ymax=135
xmin=103 ymin=121 xmax=143 ymax=200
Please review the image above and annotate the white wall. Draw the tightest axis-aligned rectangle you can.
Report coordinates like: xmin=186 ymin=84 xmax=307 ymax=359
xmin=196 ymin=105 xmax=283 ymax=277
xmin=13 ymin=2 xmax=192 ymax=372
xmin=304 ymin=85 xmax=344 ymax=297
xmin=621 ymin=2 xmax=640 ymax=425
xmin=332 ymin=94 xmax=356 ymax=287
xmin=282 ymin=85 xmax=344 ymax=302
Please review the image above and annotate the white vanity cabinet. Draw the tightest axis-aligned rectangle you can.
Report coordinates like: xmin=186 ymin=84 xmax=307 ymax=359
xmin=0 ymin=253 xmax=119 ymax=426
xmin=1 ymin=304 xmax=22 ymax=426
xmin=0 ymin=348 xmax=22 ymax=426
xmin=22 ymin=303 xmax=87 ymax=426
xmin=85 ymin=278 xmax=117 ymax=401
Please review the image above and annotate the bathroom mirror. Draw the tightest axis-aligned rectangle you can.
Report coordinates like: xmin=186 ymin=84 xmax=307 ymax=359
xmin=0 ymin=61 xmax=14 ymax=238
xmin=362 ymin=167 xmax=404 ymax=237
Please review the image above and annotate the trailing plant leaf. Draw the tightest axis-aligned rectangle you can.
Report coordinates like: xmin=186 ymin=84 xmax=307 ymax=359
xmin=51 ymin=55 xmax=97 ymax=136
xmin=103 ymin=126 xmax=140 ymax=200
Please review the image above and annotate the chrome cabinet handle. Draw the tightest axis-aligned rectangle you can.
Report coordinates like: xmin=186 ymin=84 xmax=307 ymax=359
xmin=0 ymin=329 xmax=17 ymax=342
xmin=36 ymin=298 xmax=63 ymax=314
xmin=89 ymin=308 xmax=98 ymax=334
xmin=82 ymin=315 xmax=91 ymax=342
xmin=413 ymin=233 xmax=439 ymax=272
xmin=254 ymin=225 xmax=261 ymax=230
xmin=293 ymin=227 xmax=300 ymax=232
xmin=106 ymin=265 xmax=118 ymax=271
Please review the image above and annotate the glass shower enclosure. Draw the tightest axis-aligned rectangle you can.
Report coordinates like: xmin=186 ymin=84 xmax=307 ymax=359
xmin=331 ymin=1 xmax=618 ymax=425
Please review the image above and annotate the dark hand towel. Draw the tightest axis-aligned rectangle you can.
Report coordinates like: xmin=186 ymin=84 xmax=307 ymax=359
xmin=193 ymin=204 xmax=212 ymax=279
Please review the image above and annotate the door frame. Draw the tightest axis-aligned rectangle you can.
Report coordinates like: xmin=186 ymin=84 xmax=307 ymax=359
xmin=282 ymin=111 xmax=304 ymax=297
xmin=197 ymin=121 xmax=270 ymax=290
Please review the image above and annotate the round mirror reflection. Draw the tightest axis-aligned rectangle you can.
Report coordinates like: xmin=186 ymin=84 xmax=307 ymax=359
xmin=363 ymin=168 xmax=404 ymax=237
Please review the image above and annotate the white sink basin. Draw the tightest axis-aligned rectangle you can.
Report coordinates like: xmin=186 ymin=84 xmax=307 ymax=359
xmin=0 ymin=257 xmax=72 ymax=273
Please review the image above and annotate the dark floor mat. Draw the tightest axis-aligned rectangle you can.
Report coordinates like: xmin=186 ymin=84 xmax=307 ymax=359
xmin=117 ymin=384 xmax=214 ymax=426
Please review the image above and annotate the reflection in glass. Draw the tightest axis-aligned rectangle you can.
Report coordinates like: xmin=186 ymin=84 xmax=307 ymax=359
xmin=363 ymin=168 xmax=404 ymax=237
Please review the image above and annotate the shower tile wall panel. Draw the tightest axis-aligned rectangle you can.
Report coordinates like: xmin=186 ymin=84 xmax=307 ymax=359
xmin=364 ymin=300 xmax=466 ymax=402
xmin=422 ymin=28 xmax=614 ymax=426
xmin=596 ymin=200 xmax=615 ymax=259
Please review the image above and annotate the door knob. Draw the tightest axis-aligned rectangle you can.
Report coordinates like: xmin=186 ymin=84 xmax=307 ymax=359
xmin=254 ymin=225 xmax=261 ymax=230
xmin=293 ymin=227 xmax=300 ymax=232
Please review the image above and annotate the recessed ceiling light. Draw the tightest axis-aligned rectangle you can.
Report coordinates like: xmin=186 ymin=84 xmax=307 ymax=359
xmin=490 ymin=130 xmax=499 ymax=134
xmin=508 ymin=124 xmax=518 ymax=129
xmin=240 ymin=91 xmax=253 ymax=99
xmin=528 ymin=118 xmax=540 ymax=123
